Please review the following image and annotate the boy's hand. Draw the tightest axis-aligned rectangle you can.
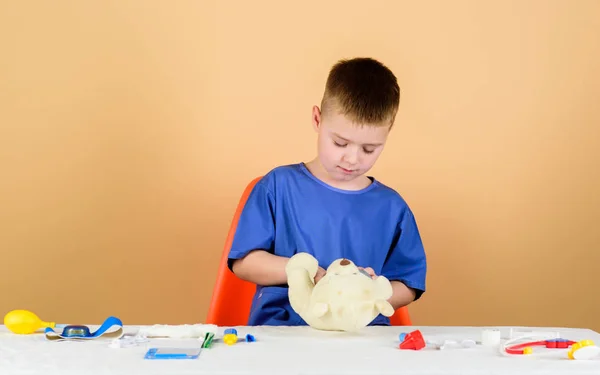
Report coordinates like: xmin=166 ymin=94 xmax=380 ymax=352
xmin=314 ymin=266 xmax=327 ymax=284
xmin=358 ymin=266 xmax=377 ymax=279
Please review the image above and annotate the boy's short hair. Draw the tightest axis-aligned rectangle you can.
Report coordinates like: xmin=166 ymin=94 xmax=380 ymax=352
xmin=321 ymin=57 xmax=400 ymax=127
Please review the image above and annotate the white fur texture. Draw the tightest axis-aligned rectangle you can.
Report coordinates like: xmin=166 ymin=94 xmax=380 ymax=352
xmin=285 ymin=252 xmax=394 ymax=332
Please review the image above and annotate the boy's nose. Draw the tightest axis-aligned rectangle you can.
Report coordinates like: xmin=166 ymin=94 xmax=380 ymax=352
xmin=343 ymin=150 xmax=359 ymax=165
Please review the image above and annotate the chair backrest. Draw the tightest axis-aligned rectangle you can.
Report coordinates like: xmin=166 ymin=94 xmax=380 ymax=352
xmin=205 ymin=176 xmax=263 ymax=326
xmin=389 ymin=305 xmax=412 ymax=326
xmin=205 ymin=176 xmax=413 ymax=326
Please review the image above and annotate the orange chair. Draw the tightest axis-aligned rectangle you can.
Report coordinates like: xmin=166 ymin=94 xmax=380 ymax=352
xmin=205 ymin=176 xmax=412 ymax=326
xmin=390 ymin=305 xmax=412 ymax=326
xmin=205 ymin=176 xmax=263 ymax=326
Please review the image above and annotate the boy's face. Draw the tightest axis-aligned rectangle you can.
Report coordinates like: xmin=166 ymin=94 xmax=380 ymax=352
xmin=311 ymin=105 xmax=390 ymax=185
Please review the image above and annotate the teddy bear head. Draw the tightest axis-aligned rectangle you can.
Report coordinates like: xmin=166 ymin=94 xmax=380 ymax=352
xmin=315 ymin=258 xmax=379 ymax=300
xmin=325 ymin=258 xmax=363 ymax=276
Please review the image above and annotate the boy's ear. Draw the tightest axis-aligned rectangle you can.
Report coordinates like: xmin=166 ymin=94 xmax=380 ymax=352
xmin=311 ymin=105 xmax=322 ymax=132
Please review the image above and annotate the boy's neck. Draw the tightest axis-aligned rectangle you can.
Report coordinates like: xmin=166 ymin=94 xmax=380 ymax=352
xmin=304 ymin=158 xmax=373 ymax=191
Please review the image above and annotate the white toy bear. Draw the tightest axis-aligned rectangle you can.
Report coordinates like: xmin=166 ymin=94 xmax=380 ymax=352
xmin=285 ymin=252 xmax=395 ymax=332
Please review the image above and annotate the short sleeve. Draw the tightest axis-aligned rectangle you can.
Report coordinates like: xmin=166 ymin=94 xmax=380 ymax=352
xmin=227 ymin=179 xmax=276 ymax=271
xmin=380 ymin=209 xmax=427 ymax=300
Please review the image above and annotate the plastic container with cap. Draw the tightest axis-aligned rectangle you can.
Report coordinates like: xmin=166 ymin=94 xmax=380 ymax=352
xmin=481 ymin=329 xmax=501 ymax=346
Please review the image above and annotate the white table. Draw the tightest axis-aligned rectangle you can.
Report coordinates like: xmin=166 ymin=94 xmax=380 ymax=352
xmin=1 ymin=325 xmax=599 ymax=374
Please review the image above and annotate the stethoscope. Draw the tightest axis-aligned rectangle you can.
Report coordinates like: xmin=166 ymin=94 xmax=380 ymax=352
xmin=503 ymin=337 xmax=600 ymax=360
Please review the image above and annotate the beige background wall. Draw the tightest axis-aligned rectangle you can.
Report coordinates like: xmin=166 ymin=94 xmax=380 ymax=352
xmin=1 ymin=1 xmax=599 ymax=331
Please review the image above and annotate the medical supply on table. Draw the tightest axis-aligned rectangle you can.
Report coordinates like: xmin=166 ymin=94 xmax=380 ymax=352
xmin=45 ymin=316 xmax=124 ymax=341
xmin=507 ymin=328 xmax=560 ymax=340
xmin=199 ymin=329 xmax=256 ymax=348
xmin=407 ymin=327 xmax=600 ymax=360
xmin=137 ymin=323 xmax=218 ymax=338
xmin=3 ymin=309 xmax=123 ymax=342
xmin=481 ymin=329 xmax=501 ymax=346
xmin=6 ymin=308 xmax=598 ymax=363
xmin=4 ymin=310 xmax=58 ymax=334
xmin=398 ymin=329 xmax=426 ymax=350
xmin=223 ymin=328 xmax=238 ymax=345
xmin=568 ymin=340 xmax=600 ymax=360
xmin=399 ymin=329 xmax=479 ymax=351
xmin=501 ymin=334 xmax=600 ymax=360
xmin=144 ymin=347 xmax=202 ymax=360
xmin=438 ymin=339 xmax=477 ymax=350
xmin=201 ymin=332 xmax=216 ymax=348
xmin=109 ymin=333 xmax=149 ymax=348
xmin=505 ymin=338 xmax=575 ymax=355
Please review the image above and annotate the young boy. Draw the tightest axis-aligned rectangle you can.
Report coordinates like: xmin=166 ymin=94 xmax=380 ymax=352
xmin=228 ymin=57 xmax=427 ymax=326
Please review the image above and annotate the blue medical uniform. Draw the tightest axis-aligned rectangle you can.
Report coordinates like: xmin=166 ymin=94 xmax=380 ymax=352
xmin=227 ymin=163 xmax=427 ymax=326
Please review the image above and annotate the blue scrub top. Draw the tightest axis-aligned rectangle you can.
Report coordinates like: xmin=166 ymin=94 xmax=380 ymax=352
xmin=228 ymin=163 xmax=427 ymax=326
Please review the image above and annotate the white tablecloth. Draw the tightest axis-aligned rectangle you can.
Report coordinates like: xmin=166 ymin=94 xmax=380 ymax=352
xmin=1 ymin=325 xmax=599 ymax=374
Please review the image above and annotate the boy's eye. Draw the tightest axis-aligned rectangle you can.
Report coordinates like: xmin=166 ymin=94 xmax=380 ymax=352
xmin=333 ymin=141 xmax=347 ymax=147
xmin=363 ymin=148 xmax=375 ymax=154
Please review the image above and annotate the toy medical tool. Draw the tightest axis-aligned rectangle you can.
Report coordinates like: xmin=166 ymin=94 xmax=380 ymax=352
xmin=44 ymin=316 xmax=123 ymax=341
xmin=109 ymin=334 xmax=149 ymax=348
xmin=223 ymin=328 xmax=238 ymax=345
xmin=505 ymin=338 xmax=574 ymax=355
xmin=222 ymin=328 xmax=256 ymax=345
xmin=137 ymin=323 xmax=217 ymax=338
xmin=144 ymin=347 xmax=202 ymax=360
xmin=481 ymin=329 xmax=501 ymax=346
xmin=200 ymin=330 xmax=256 ymax=348
xmin=4 ymin=310 xmax=57 ymax=334
xmin=398 ymin=329 xmax=426 ymax=350
xmin=438 ymin=339 xmax=477 ymax=350
xmin=567 ymin=340 xmax=600 ymax=360
xmin=358 ymin=269 xmax=372 ymax=277
xmin=508 ymin=328 xmax=559 ymax=340
xmin=201 ymin=332 xmax=216 ymax=348
xmin=502 ymin=336 xmax=600 ymax=360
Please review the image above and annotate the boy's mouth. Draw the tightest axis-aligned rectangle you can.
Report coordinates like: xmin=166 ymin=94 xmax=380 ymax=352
xmin=337 ymin=166 xmax=356 ymax=174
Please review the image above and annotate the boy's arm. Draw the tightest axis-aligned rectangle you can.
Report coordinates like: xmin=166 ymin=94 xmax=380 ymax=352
xmin=231 ymin=250 xmax=290 ymax=286
xmin=389 ymin=281 xmax=417 ymax=310
xmin=227 ymin=178 xmax=287 ymax=285
xmin=226 ymin=177 xmax=328 ymax=286
xmin=232 ymin=250 xmax=328 ymax=286
xmin=379 ymin=208 xmax=427 ymax=308
xmin=361 ymin=267 xmax=418 ymax=309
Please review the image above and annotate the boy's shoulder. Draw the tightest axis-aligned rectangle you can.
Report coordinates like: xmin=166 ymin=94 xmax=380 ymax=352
xmin=253 ymin=163 xmax=304 ymax=188
xmin=368 ymin=176 xmax=412 ymax=212
xmin=265 ymin=163 xmax=304 ymax=177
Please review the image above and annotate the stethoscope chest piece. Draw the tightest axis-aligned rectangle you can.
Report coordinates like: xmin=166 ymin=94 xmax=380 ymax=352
xmin=61 ymin=325 xmax=92 ymax=338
